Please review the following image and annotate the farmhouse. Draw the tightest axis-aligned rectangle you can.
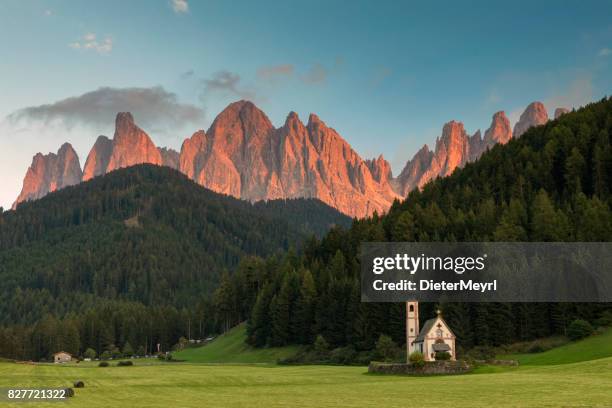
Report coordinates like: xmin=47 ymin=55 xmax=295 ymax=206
xmin=53 ymin=351 xmax=72 ymax=364
xmin=406 ymin=302 xmax=456 ymax=361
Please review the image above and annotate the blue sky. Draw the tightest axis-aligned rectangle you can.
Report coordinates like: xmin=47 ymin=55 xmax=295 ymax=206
xmin=0 ymin=0 xmax=611 ymax=208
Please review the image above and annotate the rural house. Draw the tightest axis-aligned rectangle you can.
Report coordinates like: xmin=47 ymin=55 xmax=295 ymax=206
xmin=53 ymin=351 xmax=72 ymax=364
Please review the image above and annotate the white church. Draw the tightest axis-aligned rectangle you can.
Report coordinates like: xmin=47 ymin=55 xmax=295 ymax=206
xmin=406 ymin=301 xmax=456 ymax=362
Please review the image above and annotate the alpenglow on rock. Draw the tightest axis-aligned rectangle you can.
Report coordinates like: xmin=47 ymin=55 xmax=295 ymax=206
xmin=513 ymin=102 xmax=549 ymax=138
xmin=12 ymin=143 xmax=82 ymax=209
xmin=12 ymin=100 xmax=554 ymax=217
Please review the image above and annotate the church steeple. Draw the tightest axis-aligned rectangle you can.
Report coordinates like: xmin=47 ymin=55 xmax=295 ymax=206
xmin=406 ymin=301 xmax=419 ymax=359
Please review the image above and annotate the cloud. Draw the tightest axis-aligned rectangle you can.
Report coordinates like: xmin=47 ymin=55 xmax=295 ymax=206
xmin=180 ymin=69 xmax=195 ymax=79
xmin=44 ymin=9 xmax=53 ymax=16
xmin=7 ymin=86 xmax=204 ymax=132
xmin=598 ymin=47 xmax=611 ymax=57
xmin=370 ymin=67 xmax=392 ymax=88
xmin=201 ymin=71 xmax=256 ymax=100
xmin=170 ymin=0 xmax=189 ymax=14
xmin=257 ymin=64 xmax=295 ymax=81
xmin=69 ymin=33 xmax=113 ymax=55
xmin=301 ymin=64 xmax=328 ymax=84
xmin=544 ymin=76 xmax=594 ymax=112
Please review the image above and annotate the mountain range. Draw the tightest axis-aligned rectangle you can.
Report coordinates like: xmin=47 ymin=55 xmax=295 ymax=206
xmin=12 ymin=100 xmax=561 ymax=217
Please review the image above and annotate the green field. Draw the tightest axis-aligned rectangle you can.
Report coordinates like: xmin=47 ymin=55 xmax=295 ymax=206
xmin=498 ymin=328 xmax=612 ymax=365
xmin=1 ymin=329 xmax=611 ymax=408
xmin=173 ymin=323 xmax=301 ymax=364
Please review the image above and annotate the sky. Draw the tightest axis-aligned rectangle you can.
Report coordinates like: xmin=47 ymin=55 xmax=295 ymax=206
xmin=1 ymin=0 xmax=611 ymax=209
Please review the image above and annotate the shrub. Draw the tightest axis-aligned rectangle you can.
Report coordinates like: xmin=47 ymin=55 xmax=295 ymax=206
xmin=466 ymin=346 xmax=495 ymax=361
xmin=100 ymin=350 xmax=112 ymax=360
xmin=595 ymin=311 xmax=612 ymax=328
xmin=83 ymin=348 xmax=96 ymax=360
xmin=375 ymin=334 xmax=399 ymax=362
xmin=330 ymin=346 xmax=357 ymax=365
xmin=136 ymin=345 xmax=146 ymax=357
xmin=117 ymin=360 xmax=133 ymax=366
xmin=408 ymin=351 xmax=425 ymax=368
xmin=313 ymin=335 xmax=330 ymax=357
xmin=63 ymin=388 xmax=75 ymax=398
xmin=98 ymin=361 xmax=109 ymax=367
xmin=122 ymin=342 xmax=134 ymax=357
xmin=73 ymin=381 xmax=84 ymax=388
xmin=567 ymin=319 xmax=594 ymax=341
xmin=435 ymin=351 xmax=451 ymax=360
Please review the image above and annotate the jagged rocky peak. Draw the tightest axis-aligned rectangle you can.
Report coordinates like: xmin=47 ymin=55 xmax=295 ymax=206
xmin=179 ymin=130 xmax=207 ymax=179
xmin=483 ymin=111 xmax=512 ymax=148
xmin=82 ymin=135 xmax=113 ymax=181
xmin=513 ymin=102 xmax=548 ymax=138
xmin=106 ymin=112 xmax=162 ymax=173
xmin=554 ymin=107 xmax=570 ymax=119
xmin=365 ymin=154 xmax=393 ymax=184
xmin=159 ymin=147 xmax=180 ymax=170
xmin=12 ymin=143 xmax=82 ymax=209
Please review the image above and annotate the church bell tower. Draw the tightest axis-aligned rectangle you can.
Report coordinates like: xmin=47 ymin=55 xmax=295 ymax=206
xmin=406 ymin=301 xmax=419 ymax=358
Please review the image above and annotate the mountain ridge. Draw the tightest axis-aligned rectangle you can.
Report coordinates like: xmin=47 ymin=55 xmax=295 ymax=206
xmin=12 ymin=100 xmax=569 ymax=215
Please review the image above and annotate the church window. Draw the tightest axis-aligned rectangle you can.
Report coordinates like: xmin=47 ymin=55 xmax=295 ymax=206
xmin=409 ymin=305 xmax=414 ymax=312
xmin=436 ymin=328 xmax=443 ymax=338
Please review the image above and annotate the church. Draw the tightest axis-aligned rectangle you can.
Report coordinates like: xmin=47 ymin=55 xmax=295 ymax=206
xmin=406 ymin=301 xmax=456 ymax=361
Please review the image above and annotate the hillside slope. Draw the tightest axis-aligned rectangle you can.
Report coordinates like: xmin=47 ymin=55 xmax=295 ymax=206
xmin=174 ymin=323 xmax=301 ymax=364
xmin=499 ymin=328 xmax=612 ymax=365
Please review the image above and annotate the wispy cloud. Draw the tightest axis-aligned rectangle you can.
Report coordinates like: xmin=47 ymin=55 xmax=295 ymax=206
xmin=598 ymin=47 xmax=611 ymax=57
xmin=257 ymin=64 xmax=295 ymax=81
xmin=301 ymin=63 xmax=328 ymax=84
xmin=7 ymin=86 xmax=204 ymax=131
xmin=69 ymin=33 xmax=113 ymax=55
xmin=170 ymin=0 xmax=189 ymax=14
xmin=201 ymin=71 xmax=256 ymax=100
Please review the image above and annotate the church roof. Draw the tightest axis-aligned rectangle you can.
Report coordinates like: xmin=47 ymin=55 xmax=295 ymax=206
xmin=413 ymin=315 xmax=456 ymax=343
xmin=414 ymin=318 xmax=437 ymax=343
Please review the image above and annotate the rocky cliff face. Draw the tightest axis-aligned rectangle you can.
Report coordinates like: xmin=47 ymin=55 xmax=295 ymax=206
xmin=483 ymin=111 xmax=512 ymax=150
xmin=513 ymin=102 xmax=548 ymax=138
xmin=13 ymin=143 xmax=82 ymax=209
xmin=82 ymin=135 xmax=113 ymax=181
xmin=106 ymin=112 xmax=163 ymax=172
xmin=12 ymin=100 xmax=555 ymax=217
xmin=179 ymin=101 xmax=398 ymax=217
xmin=159 ymin=147 xmax=179 ymax=170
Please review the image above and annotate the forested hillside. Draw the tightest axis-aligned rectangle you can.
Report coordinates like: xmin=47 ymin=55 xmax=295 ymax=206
xmin=233 ymin=98 xmax=612 ymax=354
xmin=0 ymin=165 xmax=350 ymax=360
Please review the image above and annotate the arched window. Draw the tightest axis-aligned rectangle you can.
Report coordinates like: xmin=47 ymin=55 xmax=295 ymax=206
xmin=436 ymin=328 xmax=443 ymax=338
xmin=409 ymin=305 xmax=414 ymax=312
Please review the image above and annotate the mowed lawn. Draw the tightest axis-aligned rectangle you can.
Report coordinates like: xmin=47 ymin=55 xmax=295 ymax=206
xmin=1 ymin=357 xmax=612 ymax=408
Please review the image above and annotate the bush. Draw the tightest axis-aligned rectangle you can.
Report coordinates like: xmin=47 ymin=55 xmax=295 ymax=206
xmin=73 ymin=381 xmax=84 ymax=388
xmin=83 ymin=348 xmax=96 ymax=360
xmin=435 ymin=351 xmax=451 ymax=360
xmin=329 ymin=346 xmax=357 ymax=365
xmin=100 ymin=350 xmax=112 ymax=360
xmin=313 ymin=335 xmax=330 ymax=358
xmin=117 ymin=360 xmax=133 ymax=366
xmin=63 ymin=388 xmax=75 ymax=398
xmin=567 ymin=319 xmax=594 ymax=341
xmin=595 ymin=311 xmax=612 ymax=328
xmin=408 ymin=351 xmax=425 ymax=368
xmin=98 ymin=361 xmax=109 ymax=367
xmin=157 ymin=353 xmax=173 ymax=361
xmin=375 ymin=334 xmax=399 ymax=362
xmin=466 ymin=346 xmax=495 ymax=361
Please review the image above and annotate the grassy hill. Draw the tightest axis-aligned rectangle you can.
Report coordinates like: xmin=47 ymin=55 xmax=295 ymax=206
xmin=173 ymin=323 xmax=302 ymax=364
xmin=498 ymin=328 xmax=612 ymax=365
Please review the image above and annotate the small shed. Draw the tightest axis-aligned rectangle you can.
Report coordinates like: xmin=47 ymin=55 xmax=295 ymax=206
xmin=53 ymin=351 xmax=72 ymax=364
